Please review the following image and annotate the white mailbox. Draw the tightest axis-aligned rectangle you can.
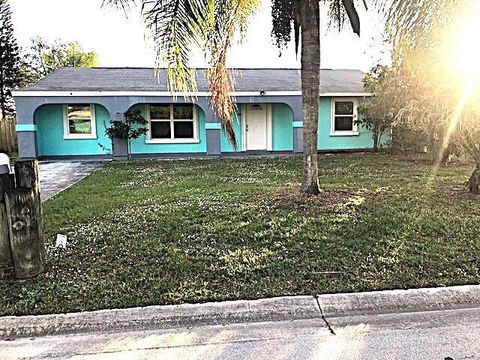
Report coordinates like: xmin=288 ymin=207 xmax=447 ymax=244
xmin=0 ymin=153 xmax=11 ymax=175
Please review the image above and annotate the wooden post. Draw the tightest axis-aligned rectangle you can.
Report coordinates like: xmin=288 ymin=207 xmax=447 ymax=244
xmin=0 ymin=172 xmax=15 ymax=268
xmin=14 ymin=160 xmax=41 ymax=198
xmin=6 ymin=160 xmax=45 ymax=279
xmin=14 ymin=160 xmax=45 ymax=260
xmin=5 ymin=189 xmax=44 ymax=278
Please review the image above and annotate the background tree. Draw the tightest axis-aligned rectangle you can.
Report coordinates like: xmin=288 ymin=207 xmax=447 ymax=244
xmin=360 ymin=63 xmax=444 ymax=156
xmin=380 ymin=0 xmax=480 ymax=192
xmin=25 ymin=38 xmax=99 ymax=81
xmin=0 ymin=0 xmax=22 ymax=119
xmin=357 ymin=65 xmax=394 ymax=152
xmin=103 ymin=0 xmax=362 ymax=195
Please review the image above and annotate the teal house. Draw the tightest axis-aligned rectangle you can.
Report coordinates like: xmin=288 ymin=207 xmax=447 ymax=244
xmin=13 ymin=68 xmax=373 ymax=160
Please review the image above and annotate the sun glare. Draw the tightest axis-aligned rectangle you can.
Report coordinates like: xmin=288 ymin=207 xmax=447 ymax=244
xmin=450 ymin=2 xmax=480 ymax=80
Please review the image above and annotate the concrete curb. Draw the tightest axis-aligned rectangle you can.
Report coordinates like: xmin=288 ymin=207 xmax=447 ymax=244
xmin=2 ymin=284 xmax=480 ymax=340
xmin=0 ymin=296 xmax=320 ymax=340
xmin=317 ymin=284 xmax=480 ymax=318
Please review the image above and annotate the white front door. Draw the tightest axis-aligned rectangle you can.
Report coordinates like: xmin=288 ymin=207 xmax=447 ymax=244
xmin=246 ymin=104 xmax=267 ymax=150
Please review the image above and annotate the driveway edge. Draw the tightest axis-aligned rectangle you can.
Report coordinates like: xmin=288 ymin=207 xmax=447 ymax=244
xmin=2 ymin=284 xmax=480 ymax=340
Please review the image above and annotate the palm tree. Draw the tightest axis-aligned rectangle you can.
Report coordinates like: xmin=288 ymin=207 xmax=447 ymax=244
xmin=103 ymin=0 xmax=361 ymax=194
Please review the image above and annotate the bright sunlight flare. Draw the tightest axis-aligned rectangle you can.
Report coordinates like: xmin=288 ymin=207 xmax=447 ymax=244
xmin=450 ymin=1 xmax=480 ymax=80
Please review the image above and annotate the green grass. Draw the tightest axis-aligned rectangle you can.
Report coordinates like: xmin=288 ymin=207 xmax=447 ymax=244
xmin=1 ymin=153 xmax=480 ymax=316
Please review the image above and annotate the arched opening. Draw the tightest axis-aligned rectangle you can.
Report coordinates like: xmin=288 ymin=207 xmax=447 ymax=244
xmin=220 ymin=101 xmax=295 ymax=153
xmin=34 ymin=103 xmax=112 ymax=158
xmin=125 ymin=102 xmax=207 ymax=156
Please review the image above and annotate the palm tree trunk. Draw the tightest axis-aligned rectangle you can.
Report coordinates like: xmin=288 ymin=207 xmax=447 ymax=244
xmin=299 ymin=0 xmax=320 ymax=195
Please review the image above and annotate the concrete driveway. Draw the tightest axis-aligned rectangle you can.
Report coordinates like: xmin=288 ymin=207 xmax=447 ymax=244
xmin=39 ymin=161 xmax=106 ymax=201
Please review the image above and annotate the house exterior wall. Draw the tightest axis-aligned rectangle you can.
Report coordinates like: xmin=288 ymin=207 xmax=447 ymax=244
xmin=272 ymin=103 xmax=294 ymax=151
xmin=220 ymin=110 xmax=243 ymax=153
xmin=129 ymin=104 xmax=207 ymax=155
xmin=220 ymin=103 xmax=294 ymax=153
xmin=318 ymin=97 xmax=375 ymax=151
xmin=35 ymin=104 xmax=111 ymax=157
xmin=219 ymin=99 xmax=376 ymax=153
xmin=26 ymin=96 xmax=384 ymax=159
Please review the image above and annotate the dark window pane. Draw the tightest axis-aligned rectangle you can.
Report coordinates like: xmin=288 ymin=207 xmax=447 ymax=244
xmin=335 ymin=102 xmax=354 ymax=115
xmin=173 ymin=105 xmax=193 ymax=119
xmin=174 ymin=121 xmax=194 ymax=138
xmin=150 ymin=105 xmax=170 ymax=119
xmin=151 ymin=121 xmax=171 ymax=139
xmin=69 ymin=119 xmax=92 ymax=134
xmin=67 ymin=104 xmax=91 ymax=120
xmin=334 ymin=116 xmax=353 ymax=131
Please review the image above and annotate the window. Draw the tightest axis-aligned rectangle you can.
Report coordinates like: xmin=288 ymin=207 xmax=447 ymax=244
xmin=330 ymin=99 xmax=358 ymax=136
xmin=147 ymin=104 xmax=198 ymax=143
xmin=63 ymin=104 xmax=96 ymax=139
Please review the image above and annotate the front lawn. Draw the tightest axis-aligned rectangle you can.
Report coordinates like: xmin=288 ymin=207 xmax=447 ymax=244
xmin=1 ymin=153 xmax=480 ymax=315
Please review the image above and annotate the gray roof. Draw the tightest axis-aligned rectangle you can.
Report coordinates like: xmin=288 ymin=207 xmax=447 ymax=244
xmin=19 ymin=67 xmax=366 ymax=94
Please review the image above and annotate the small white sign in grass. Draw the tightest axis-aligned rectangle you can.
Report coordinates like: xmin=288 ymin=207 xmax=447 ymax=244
xmin=55 ymin=234 xmax=67 ymax=249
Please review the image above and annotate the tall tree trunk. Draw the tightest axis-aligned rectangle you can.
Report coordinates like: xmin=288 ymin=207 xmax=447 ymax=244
xmin=466 ymin=149 xmax=480 ymax=194
xmin=460 ymin=136 xmax=480 ymax=194
xmin=0 ymin=65 xmax=6 ymax=120
xmin=373 ymin=128 xmax=379 ymax=152
xmin=467 ymin=166 xmax=480 ymax=194
xmin=299 ymin=0 xmax=320 ymax=195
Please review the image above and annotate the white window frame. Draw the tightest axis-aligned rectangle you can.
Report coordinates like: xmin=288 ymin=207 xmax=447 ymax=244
xmin=330 ymin=98 xmax=359 ymax=136
xmin=146 ymin=104 xmax=199 ymax=144
xmin=63 ymin=104 xmax=97 ymax=140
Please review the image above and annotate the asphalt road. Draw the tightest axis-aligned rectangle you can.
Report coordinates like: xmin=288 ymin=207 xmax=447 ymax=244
xmin=1 ymin=307 xmax=479 ymax=359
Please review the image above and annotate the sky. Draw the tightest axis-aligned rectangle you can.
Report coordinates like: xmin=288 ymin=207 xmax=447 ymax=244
xmin=10 ymin=0 xmax=390 ymax=71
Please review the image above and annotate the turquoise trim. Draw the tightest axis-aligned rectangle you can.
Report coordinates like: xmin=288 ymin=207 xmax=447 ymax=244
xmin=205 ymin=122 xmax=222 ymax=130
xmin=292 ymin=121 xmax=303 ymax=128
xmin=16 ymin=124 xmax=37 ymax=132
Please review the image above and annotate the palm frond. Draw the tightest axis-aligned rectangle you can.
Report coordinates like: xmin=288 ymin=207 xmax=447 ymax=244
xmin=341 ymin=0 xmax=360 ymax=35
xmin=379 ymin=0 xmax=468 ymax=47
xmin=324 ymin=0 xmax=362 ymax=35
xmin=105 ymin=0 xmax=259 ymax=147
xmin=272 ymin=0 xmax=362 ymax=56
xmin=142 ymin=0 xmax=209 ymax=94
xmin=204 ymin=0 xmax=261 ymax=147
xmin=101 ymin=0 xmax=136 ymax=11
xmin=378 ymin=0 xmax=476 ymax=67
xmin=271 ymin=0 xmax=297 ymax=53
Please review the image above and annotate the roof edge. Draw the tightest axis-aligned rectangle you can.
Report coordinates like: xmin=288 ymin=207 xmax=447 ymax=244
xmin=54 ymin=66 xmax=363 ymax=71
xmin=12 ymin=90 xmax=373 ymax=98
